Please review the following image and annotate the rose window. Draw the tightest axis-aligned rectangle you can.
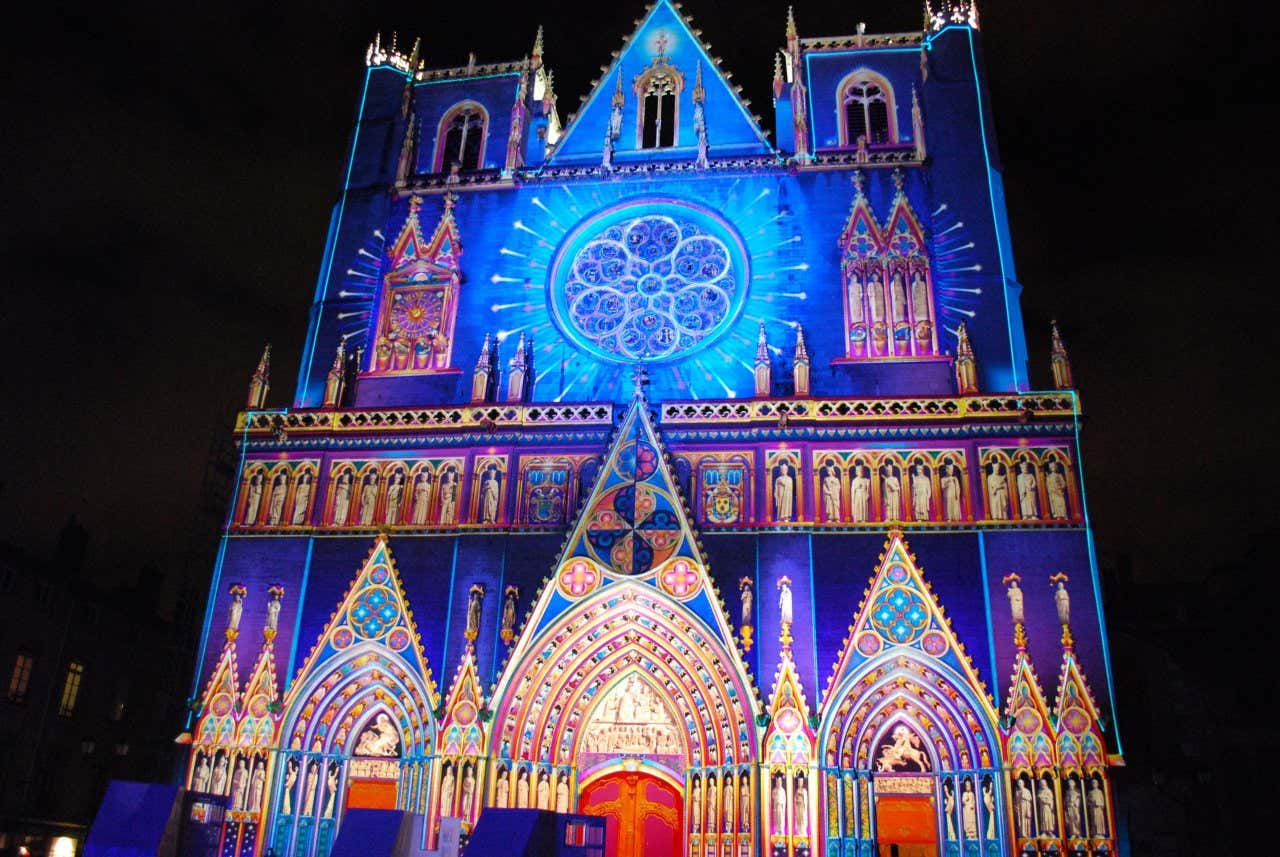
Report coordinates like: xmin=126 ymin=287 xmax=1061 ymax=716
xmin=550 ymin=202 xmax=748 ymax=363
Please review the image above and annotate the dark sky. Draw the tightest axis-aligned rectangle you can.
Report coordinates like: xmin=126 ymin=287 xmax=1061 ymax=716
xmin=2 ymin=0 xmax=1275 ymax=596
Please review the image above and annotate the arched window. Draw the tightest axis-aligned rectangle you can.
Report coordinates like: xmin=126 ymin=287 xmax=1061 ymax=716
xmin=435 ymin=103 xmax=487 ymax=172
xmin=838 ymin=71 xmax=897 ymax=146
xmin=635 ymin=64 xmax=683 ymax=150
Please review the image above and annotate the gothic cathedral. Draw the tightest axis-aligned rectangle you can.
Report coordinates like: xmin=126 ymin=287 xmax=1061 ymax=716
xmin=183 ymin=3 xmax=1122 ymax=856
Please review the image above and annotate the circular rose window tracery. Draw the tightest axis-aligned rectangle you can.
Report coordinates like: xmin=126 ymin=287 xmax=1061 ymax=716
xmin=550 ymin=201 xmax=748 ymax=363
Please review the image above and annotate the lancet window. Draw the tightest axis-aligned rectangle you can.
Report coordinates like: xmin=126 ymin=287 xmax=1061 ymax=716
xmin=838 ymin=172 xmax=937 ymax=359
xmin=435 ymin=103 xmax=487 ymax=172
xmin=839 ymin=71 xmax=896 ymax=146
xmin=636 ymin=63 xmax=683 ymax=149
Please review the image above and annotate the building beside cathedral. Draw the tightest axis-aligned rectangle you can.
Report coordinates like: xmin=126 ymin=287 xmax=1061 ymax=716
xmin=179 ymin=2 xmax=1123 ymax=855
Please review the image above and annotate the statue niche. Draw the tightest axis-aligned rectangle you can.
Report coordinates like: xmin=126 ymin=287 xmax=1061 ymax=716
xmin=578 ymin=673 xmax=685 ymax=765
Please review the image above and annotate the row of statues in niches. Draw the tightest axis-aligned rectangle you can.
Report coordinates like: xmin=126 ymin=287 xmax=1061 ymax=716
xmin=232 ymin=445 xmax=1080 ymax=531
xmin=1011 ymin=770 xmax=1110 ymax=842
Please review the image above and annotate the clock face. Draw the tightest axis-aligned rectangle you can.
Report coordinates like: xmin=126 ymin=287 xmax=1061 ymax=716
xmin=549 ymin=199 xmax=749 ymax=364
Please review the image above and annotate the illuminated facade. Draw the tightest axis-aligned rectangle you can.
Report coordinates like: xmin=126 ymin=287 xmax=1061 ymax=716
xmin=183 ymin=3 xmax=1123 ymax=856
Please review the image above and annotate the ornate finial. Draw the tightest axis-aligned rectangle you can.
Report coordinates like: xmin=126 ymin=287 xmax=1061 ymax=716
xmin=532 ymin=25 xmax=544 ymax=61
xmin=506 ymin=333 xmax=531 ymax=402
xmin=954 ymin=322 xmax=979 ymax=395
xmin=1049 ymin=573 xmax=1072 ymax=648
xmin=786 ymin=6 xmax=798 ymax=39
xmin=792 ymin=325 xmax=810 ymax=397
xmin=630 ymin=365 xmax=650 ymax=401
xmin=408 ymin=37 xmax=421 ymax=71
xmin=323 ymin=340 xmax=346 ymax=408
xmin=247 ymin=344 xmax=271 ymax=409
xmin=891 ymin=168 xmax=905 ymax=197
xmin=911 ymin=86 xmax=927 ymax=161
xmin=1049 ymin=319 xmax=1074 ymax=389
xmin=693 ymin=61 xmax=705 ymax=103
xmin=754 ymin=322 xmax=771 ymax=398
xmin=772 ymin=51 xmax=785 ymax=96
xmin=1001 ymin=573 xmax=1025 ymax=650
xmin=777 ymin=575 xmax=794 ymax=651
xmin=851 ymin=170 xmax=865 ymax=198
xmin=443 ymin=191 xmax=457 ymax=213
xmin=471 ymin=333 xmax=494 ymax=403
xmin=612 ymin=66 xmax=625 ymax=108
xmin=738 ymin=577 xmax=755 ymax=652
xmin=226 ymin=583 xmax=247 ymax=641
xmin=264 ymin=584 xmax=285 ymax=642
xmin=408 ymin=194 xmax=423 ymax=215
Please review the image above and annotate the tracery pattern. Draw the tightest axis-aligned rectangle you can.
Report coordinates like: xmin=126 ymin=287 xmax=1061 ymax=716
xmin=561 ymin=213 xmax=740 ymax=362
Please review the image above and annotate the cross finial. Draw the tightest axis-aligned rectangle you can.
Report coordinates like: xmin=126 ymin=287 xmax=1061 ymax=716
xmin=443 ymin=191 xmax=457 ymax=212
xmin=408 ymin=194 xmax=423 ymax=214
xmin=851 ymin=170 xmax=865 ymax=197
xmin=891 ymin=168 xmax=905 ymax=196
xmin=630 ymin=365 xmax=649 ymax=400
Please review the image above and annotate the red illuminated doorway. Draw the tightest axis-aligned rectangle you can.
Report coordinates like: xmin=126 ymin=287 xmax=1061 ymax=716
xmin=579 ymin=771 xmax=682 ymax=857
xmin=875 ymin=794 xmax=938 ymax=857
xmin=344 ymin=779 xmax=398 ymax=810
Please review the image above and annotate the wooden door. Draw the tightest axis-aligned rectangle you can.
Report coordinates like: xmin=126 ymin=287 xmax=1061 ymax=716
xmin=579 ymin=772 xmax=682 ymax=857
xmin=875 ymin=794 xmax=938 ymax=857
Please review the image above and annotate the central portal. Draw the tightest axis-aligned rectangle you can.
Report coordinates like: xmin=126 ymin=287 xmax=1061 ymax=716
xmin=874 ymin=792 xmax=938 ymax=857
xmin=580 ymin=771 xmax=682 ymax=857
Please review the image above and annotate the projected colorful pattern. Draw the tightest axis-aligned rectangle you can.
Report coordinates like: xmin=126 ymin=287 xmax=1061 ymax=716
xmin=552 ymin=202 xmax=747 ymax=363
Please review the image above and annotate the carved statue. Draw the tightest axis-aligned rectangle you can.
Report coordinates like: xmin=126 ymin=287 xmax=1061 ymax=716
xmin=876 ymin=725 xmax=930 ymax=772
xmin=1064 ymin=778 xmax=1084 ymax=838
xmin=722 ymin=775 xmax=734 ymax=833
xmin=911 ymin=463 xmax=931 ymax=521
xmin=739 ymin=579 xmax=753 ymax=627
xmin=192 ymin=755 xmax=211 ymax=792
xmin=986 ymin=463 xmax=1009 ymax=520
xmin=1046 ymin=461 xmax=1069 ymax=518
xmin=267 ymin=473 xmax=288 ymax=526
xmin=439 ymin=472 xmax=458 ymax=525
xmin=412 ymin=472 xmax=432 ymax=525
xmin=1015 ymin=778 xmax=1033 ymax=837
xmin=1036 ymin=777 xmax=1056 ymax=835
xmin=911 ymin=270 xmax=930 ymax=323
xmin=771 ymin=775 xmax=786 ymax=834
xmin=227 ymin=587 xmax=244 ymax=635
xmin=461 ymin=765 xmax=476 ymax=817
xmin=778 ymin=577 xmax=793 ymax=628
xmin=480 ymin=468 xmax=501 ymax=524
xmin=303 ymin=761 xmax=320 ymax=814
xmin=821 ymin=465 xmax=842 ymax=522
xmin=265 ymin=589 xmax=281 ymax=635
xmin=516 ymin=769 xmax=530 ymax=808
xmin=332 ymin=471 xmax=352 ymax=525
xmin=501 ymin=586 xmax=519 ymax=643
xmin=358 ymin=472 xmax=379 ymax=526
xmin=961 ymin=779 xmax=978 ymax=838
xmin=228 ymin=757 xmax=247 ymax=809
xmin=881 ymin=465 xmax=901 ymax=521
xmin=740 ymin=777 xmax=751 ymax=831
xmin=793 ymin=775 xmax=808 ymax=837
xmin=867 ymin=272 xmax=885 ymax=323
xmin=983 ymin=778 xmax=996 ymax=838
xmin=243 ymin=473 xmax=264 ymax=524
xmin=773 ymin=463 xmax=795 ymax=522
xmin=1006 ymin=578 xmax=1025 ymax=626
xmin=554 ymin=773 xmax=568 ymax=813
xmin=291 ymin=473 xmax=312 ymax=525
xmin=941 ymin=463 xmax=962 ymax=521
xmin=1054 ymin=579 xmax=1071 ymax=627
xmin=848 ymin=274 xmax=864 ymax=323
xmin=851 ymin=465 xmax=871 ymax=523
xmin=1016 ymin=461 xmax=1038 ymax=518
xmin=465 ymin=584 xmax=484 ymax=640
xmin=1087 ymin=779 xmax=1107 ymax=835
xmin=691 ymin=778 xmax=702 ymax=832
xmin=536 ymin=772 xmax=550 ymax=810
xmin=440 ymin=764 xmax=456 ymax=813
xmin=354 ymin=713 xmax=400 ymax=757
xmin=495 ymin=770 xmax=510 ymax=808
xmin=324 ymin=763 xmax=339 ymax=818
xmin=248 ymin=758 xmax=265 ymax=813
xmin=890 ymin=270 xmax=908 ymax=323
xmin=943 ymin=784 xmax=957 ymax=839
xmin=385 ymin=472 xmax=404 ymax=524
xmin=282 ymin=759 xmax=297 ymax=814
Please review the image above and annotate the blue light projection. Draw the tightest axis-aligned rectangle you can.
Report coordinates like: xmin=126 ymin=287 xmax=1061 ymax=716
xmin=549 ymin=199 xmax=747 ymax=364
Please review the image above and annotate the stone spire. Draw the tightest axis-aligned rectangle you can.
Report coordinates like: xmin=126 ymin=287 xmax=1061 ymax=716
xmin=754 ymin=322 xmax=772 ymax=397
xmin=911 ymin=86 xmax=926 ymax=161
xmin=693 ymin=61 xmax=709 ymax=169
xmin=246 ymin=345 xmax=270 ymax=409
xmin=323 ymin=340 xmax=346 ymax=408
xmin=792 ymin=325 xmax=810 ymax=397
xmin=772 ymin=51 xmax=785 ymax=99
xmin=471 ymin=332 xmax=495 ymax=403
xmin=506 ymin=333 xmax=533 ymax=402
xmin=1049 ymin=319 xmax=1074 ymax=389
xmin=531 ymin=25 xmax=544 ymax=69
xmin=954 ymin=321 xmax=979 ymax=395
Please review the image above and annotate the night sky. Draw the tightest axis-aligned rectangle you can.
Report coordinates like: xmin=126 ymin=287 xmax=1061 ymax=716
xmin=2 ymin=0 xmax=1274 ymax=596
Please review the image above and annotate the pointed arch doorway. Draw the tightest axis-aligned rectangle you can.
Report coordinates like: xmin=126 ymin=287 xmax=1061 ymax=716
xmin=579 ymin=768 xmax=682 ymax=857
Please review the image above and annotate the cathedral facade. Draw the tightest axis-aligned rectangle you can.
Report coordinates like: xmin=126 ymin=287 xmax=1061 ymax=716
xmin=183 ymin=3 xmax=1122 ymax=856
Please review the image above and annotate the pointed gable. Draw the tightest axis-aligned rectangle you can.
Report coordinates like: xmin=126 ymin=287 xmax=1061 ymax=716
xmin=839 ymin=173 xmax=883 ymax=260
xmin=1004 ymin=652 xmax=1056 ymax=770
xmin=547 ymin=0 xmax=772 ymax=165
xmin=195 ymin=628 xmax=241 ymax=745
xmin=439 ymin=653 xmax=487 ymax=757
xmin=1053 ymin=647 xmax=1108 ymax=769
xmin=820 ymin=531 xmax=992 ymax=718
xmin=287 ymin=536 xmax=439 ymax=708
xmin=881 ymin=175 xmax=927 ymax=259
xmin=764 ymin=650 xmax=815 ymax=766
xmin=386 ymin=194 xmax=463 ymax=280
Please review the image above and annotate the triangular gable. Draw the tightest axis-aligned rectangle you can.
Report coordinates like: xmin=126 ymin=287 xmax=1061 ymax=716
xmin=1004 ymin=653 xmax=1056 ymax=770
xmin=439 ymin=653 xmax=486 ymax=757
xmin=820 ymin=532 xmax=993 ymax=720
xmin=839 ymin=176 xmax=883 ymax=260
xmin=547 ymin=0 xmax=772 ymax=164
xmin=238 ymin=636 xmax=281 ymax=746
xmin=514 ymin=395 xmax=741 ymax=654
xmin=1053 ymin=649 xmax=1108 ymax=769
xmin=286 ymin=536 xmax=439 ymax=709
xmin=763 ymin=650 xmax=815 ymax=766
xmin=386 ymin=195 xmax=463 ymax=279
xmin=881 ymin=180 xmax=927 ymax=258
xmin=195 ymin=636 xmax=240 ymax=744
